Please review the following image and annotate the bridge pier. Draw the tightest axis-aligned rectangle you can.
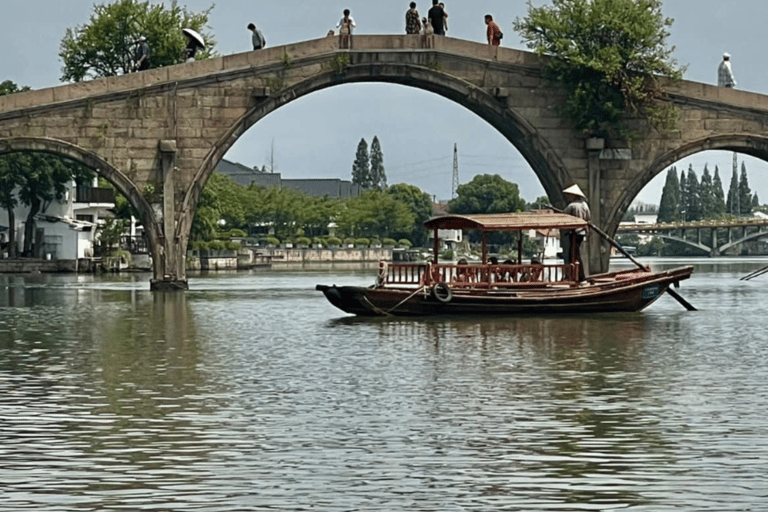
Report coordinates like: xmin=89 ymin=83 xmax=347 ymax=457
xmin=149 ymin=141 xmax=188 ymax=291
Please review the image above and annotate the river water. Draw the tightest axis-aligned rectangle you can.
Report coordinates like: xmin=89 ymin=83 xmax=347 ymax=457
xmin=1 ymin=258 xmax=767 ymax=511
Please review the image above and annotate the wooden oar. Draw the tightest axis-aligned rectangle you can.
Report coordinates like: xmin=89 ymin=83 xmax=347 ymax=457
xmin=547 ymin=205 xmax=697 ymax=311
xmin=740 ymin=264 xmax=768 ymax=281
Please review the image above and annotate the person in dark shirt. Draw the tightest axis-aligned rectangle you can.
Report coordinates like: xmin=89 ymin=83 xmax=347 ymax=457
xmin=427 ymin=0 xmax=446 ymax=35
xmin=133 ymin=36 xmax=150 ymax=71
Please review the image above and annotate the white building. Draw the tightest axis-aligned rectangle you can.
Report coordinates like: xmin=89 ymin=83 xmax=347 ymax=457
xmin=0 ymin=177 xmax=115 ymax=260
xmin=428 ymin=228 xmax=463 ymax=250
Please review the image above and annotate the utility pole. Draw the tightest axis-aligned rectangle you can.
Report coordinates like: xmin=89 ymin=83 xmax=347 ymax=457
xmin=452 ymin=143 xmax=459 ymax=199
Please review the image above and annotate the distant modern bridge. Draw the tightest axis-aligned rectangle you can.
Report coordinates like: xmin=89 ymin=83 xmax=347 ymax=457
xmin=617 ymin=218 xmax=768 ymax=256
xmin=3 ymin=35 xmax=768 ymax=288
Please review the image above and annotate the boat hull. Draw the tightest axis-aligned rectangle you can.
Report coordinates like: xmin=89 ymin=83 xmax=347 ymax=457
xmin=316 ymin=266 xmax=694 ymax=316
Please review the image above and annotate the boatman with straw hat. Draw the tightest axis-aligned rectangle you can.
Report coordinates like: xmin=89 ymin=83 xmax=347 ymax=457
xmin=561 ymin=184 xmax=591 ymax=281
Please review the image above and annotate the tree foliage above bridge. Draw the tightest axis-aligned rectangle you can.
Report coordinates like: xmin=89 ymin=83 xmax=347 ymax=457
xmin=59 ymin=0 xmax=216 ymax=82
xmin=514 ymin=0 xmax=683 ymax=141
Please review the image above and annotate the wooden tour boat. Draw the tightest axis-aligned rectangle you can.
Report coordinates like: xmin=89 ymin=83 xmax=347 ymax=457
xmin=316 ymin=210 xmax=694 ymax=316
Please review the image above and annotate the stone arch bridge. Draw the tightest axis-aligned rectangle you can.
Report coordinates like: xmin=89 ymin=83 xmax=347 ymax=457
xmin=3 ymin=35 xmax=768 ymax=289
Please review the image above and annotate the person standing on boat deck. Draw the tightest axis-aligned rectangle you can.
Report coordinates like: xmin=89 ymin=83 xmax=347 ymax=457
xmin=428 ymin=0 xmax=446 ymax=35
xmin=718 ymin=52 xmax=737 ymax=88
xmin=561 ymin=184 xmax=591 ymax=282
xmin=405 ymin=2 xmax=421 ymax=34
xmin=248 ymin=23 xmax=266 ymax=50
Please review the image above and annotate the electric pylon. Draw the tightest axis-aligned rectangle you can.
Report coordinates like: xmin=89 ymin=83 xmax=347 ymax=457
xmin=452 ymin=143 xmax=459 ymax=199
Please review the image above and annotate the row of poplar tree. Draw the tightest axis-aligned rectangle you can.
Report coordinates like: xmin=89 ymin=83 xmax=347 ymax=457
xmin=657 ymin=159 xmax=758 ymax=223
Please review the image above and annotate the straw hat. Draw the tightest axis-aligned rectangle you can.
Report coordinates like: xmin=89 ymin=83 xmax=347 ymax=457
xmin=563 ymin=184 xmax=586 ymax=198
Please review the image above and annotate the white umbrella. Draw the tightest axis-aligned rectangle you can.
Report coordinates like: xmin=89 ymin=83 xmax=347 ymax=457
xmin=182 ymin=28 xmax=205 ymax=49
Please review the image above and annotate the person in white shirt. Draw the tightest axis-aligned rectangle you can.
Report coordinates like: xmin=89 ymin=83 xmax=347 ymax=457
xmin=336 ymin=9 xmax=356 ymax=34
xmin=718 ymin=52 xmax=737 ymax=88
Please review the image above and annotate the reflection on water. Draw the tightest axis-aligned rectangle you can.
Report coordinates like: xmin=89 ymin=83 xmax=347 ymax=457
xmin=1 ymin=260 xmax=768 ymax=510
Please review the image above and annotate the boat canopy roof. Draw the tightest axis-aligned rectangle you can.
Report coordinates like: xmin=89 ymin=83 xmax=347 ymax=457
xmin=423 ymin=210 xmax=589 ymax=232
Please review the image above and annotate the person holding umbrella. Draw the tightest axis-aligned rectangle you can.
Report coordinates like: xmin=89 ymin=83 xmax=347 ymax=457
xmin=183 ymin=28 xmax=206 ymax=62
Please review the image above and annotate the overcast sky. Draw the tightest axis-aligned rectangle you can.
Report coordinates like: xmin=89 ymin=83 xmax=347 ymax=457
xmin=2 ymin=0 xmax=767 ymax=205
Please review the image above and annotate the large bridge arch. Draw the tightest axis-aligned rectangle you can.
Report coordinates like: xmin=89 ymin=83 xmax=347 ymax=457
xmin=182 ymin=60 xmax=572 ymax=236
xmin=0 ymin=137 xmax=163 ymax=277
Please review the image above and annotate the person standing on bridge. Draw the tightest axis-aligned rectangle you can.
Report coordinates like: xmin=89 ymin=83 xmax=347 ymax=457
xmin=428 ymin=0 xmax=446 ymax=36
xmin=133 ymin=36 xmax=150 ymax=72
xmin=485 ymin=14 xmax=502 ymax=46
xmin=336 ymin=9 xmax=356 ymax=34
xmin=336 ymin=9 xmax=356 ymax=49
xmin=561 ymin=184 xmax=591 ymax=282
xmin=439 ymin=3 xmax=449 ymax=33
xmin=248 ymin=23 xmax=266 ymax=50
xmin=405 ymin=2 xmax=421 ymax=34
xmin=718 ymin=52 xmax=737 ymax=88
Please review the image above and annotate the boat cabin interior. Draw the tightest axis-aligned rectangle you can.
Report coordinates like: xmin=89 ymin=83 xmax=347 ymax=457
xmin=379 ymin=211 xmax=590 ymax=289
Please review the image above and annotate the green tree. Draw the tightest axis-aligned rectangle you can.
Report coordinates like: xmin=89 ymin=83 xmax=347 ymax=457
xmin=726 ymin=165 xmax=739 ymax=215
xmin=679 ymin=168 xmax=688 ymax=220
xmin=0 ymin=80 xmax=31 ymax=96
xmin=699 ymin=164 xmax=715 ymax=219
xmin=513 ymin=0 xmax=682 ymax=140
xmin=0 ymin=81 xmax=31 ymax=257
xmin=526 ymin=196 xmax=551 ymax=210
xmin=96 ymin=217 xmax=129 ymax=254
xmin=369 ymin=136 xmax=387 ymax=190
xmin=712 ymin=166 xmax=727 ymax=217
xmin=351 ymin=138 xmax=370 ymax=189
xmin=0 ymin=156 xmax=21 ymax=257
xmin=448 ymin=174 xmax=526 ymax=215
xmin=298 ymin=196 xmax=340 ymax=238
xmin=204 ymin=172 xmax=248 ymax=230
xmin=336 ymin=190 xmax=414 ymax=239
xmin=739 ymin=161 xmax=753 ymax=215
xmin=657 ymin=166 xmax=680 ymax=223
xmin=59 ymin=0 xmax=216 ymax=82
xmin=8 ymin=153 xmax=92 ymax=256
xmin=190 ymin=183 xmax=219 ymax=241
xmin=685 ymin=165 xmax=701 ymax=221
xmin=386 ymin=183 xmax=433 ymax=246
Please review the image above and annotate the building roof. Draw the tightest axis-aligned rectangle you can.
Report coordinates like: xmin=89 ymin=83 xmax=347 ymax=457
xmin=423 ymin=210 xmax=588 ymax=232
xmin=215 ymin=159 xmax=360 ymax=198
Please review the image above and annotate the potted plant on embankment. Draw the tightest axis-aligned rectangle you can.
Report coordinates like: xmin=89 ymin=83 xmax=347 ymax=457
xmin=264 ymin=236 xmax=280 ymax=248
xmin=295 ymin=236 xmax=312 ymax=248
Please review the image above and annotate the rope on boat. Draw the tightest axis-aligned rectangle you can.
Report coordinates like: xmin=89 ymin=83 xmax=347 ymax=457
xmin=386 ymin=286 xmax=428 ymax=314
xmin=362 ymin=286 xmax=428 ymax=316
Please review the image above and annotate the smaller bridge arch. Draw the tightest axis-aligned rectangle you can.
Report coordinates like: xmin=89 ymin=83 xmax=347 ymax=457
xmin=610 ymin=135 xmax=768 ymax=240
xmin=0 ymin=136 xmax=165 ymax=280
